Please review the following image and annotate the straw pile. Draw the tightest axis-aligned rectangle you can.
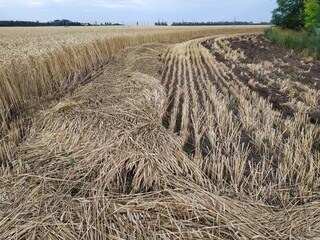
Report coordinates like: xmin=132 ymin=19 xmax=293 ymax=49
xmin=1 ymin=34 xmax=320 ymax=239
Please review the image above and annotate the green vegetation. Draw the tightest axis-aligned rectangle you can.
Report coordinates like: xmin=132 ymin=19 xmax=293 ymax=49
xmin=269 ymin=0 xmax=320 ymax=59
xmin=304 ymin=0 xmax=320 ymax=30
xmin=183 ymin=142 xmax=195 ymax=155
xmin=265 ymin=27 xmax=320 ymax=59
xmin=271 ymin=0 xmax=305 ymax=30
xmin=68 ymin=159 xmax=76 ymax=167
xmin=272 ymin=0 xmax=320 ymax=31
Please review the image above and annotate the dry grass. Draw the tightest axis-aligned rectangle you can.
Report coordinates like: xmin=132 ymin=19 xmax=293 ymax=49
xmin=0 ymin=26 xmax=266 ymax=164
xmin=158 ymin=34 xmax=320 ymax=238
xmin=2 ymin=26 xmax=320 ymax=239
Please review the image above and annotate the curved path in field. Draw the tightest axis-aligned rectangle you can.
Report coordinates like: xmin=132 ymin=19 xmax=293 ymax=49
xmin=1 ymin=33 xmax=319 ymax=239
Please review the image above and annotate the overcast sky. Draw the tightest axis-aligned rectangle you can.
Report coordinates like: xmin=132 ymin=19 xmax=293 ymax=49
xmin=0 ymin=0 xmax=277 ymax=25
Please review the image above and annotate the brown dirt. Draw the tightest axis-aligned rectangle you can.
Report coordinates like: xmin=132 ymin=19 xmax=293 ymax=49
xmin=202 ymin=35 xmax=320 ymax=123
xmin=229 ymin=35 xmax=320 ymax=89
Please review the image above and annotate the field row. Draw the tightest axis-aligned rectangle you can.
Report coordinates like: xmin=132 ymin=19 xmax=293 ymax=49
xmin=0 ymin=26 xmax=266 ymax=166
xmin=160 ymin=35 xmax=320 ymax=206
xmin=1 ymin=31 xmax=320 ymax=239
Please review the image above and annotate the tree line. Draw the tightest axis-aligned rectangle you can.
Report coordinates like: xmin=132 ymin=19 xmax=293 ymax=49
xmin=154 ymin=21 xmax=270 ymax=26
xmin=272 ymin=0 xmax=320 ymax=31
xmin=0 ymin=20 xmax=122 ymax=27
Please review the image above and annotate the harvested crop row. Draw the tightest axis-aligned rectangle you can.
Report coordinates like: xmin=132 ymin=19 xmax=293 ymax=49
xmin=1 ymin=38 xmax=320 ymax=239
xmin=206 ymin=35 xmax=320 ymax=121
xmin=161 ymin=34 xmax=320 ymax=211
xmin=0 ymin=26 xmax=266 ymax=167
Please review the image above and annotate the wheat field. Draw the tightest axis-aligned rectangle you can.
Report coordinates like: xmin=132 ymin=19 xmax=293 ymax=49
xmin=1 ymin=26 xmax=320 ymax=239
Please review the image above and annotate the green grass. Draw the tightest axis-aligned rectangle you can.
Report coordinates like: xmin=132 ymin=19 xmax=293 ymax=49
xmin=264 ymin=27 xmax=320 ymax=59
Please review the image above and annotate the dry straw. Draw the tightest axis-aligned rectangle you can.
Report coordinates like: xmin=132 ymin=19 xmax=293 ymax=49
xmin=2 ymin=26 xmax=319 ymax=239
xmin=0 ymin=26 xmax=265 ymax=163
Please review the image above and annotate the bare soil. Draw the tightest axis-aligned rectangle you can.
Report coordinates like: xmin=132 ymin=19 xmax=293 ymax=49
xmin=202 ymin=35 xmax=320 ymax=123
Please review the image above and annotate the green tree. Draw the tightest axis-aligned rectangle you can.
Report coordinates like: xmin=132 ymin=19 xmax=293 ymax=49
xmin=272 ymin=0 xmax=305 ymax=29
xmin=304 ymin=0 xmax=320 ymax=30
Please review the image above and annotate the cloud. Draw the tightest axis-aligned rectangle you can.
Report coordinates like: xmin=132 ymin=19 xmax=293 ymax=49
xmin=0 ymin=0 xmax=276 ymax=23
xmin=26 ymin=0 xmax=43 ymax=5
xmin=0 ymin=0 xmax=146 ymax=8
xmin=88 ymin=0 xmax=145 ymax=8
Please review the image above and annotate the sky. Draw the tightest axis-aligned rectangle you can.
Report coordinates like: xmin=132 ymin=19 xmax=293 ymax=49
xmin=0 ymin=0 xmax=277 ymax=25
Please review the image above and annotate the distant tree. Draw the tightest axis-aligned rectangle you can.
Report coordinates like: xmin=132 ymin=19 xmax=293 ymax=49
xmin=0 ymin=20 xmax=120 ymax=27
xmin=155 ymin=21 xmax=168 ymax=26
xmin=304 ymin=0 xmax=320 ymax=30
xmin=170 ymin=21 xmax=267 ymax=26
xmin=271 ymin=0 xmax=305 ymax=29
